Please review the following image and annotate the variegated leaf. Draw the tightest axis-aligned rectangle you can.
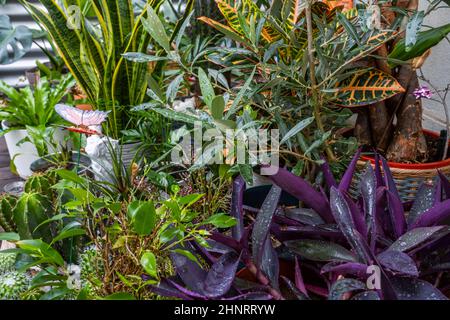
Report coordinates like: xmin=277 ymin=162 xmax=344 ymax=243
xmin=333 ymin=69 xmax=405 ymax=107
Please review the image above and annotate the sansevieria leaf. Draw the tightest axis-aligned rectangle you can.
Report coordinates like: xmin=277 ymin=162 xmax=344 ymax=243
xmin=333 ymin=69 xmax=405 ymax=107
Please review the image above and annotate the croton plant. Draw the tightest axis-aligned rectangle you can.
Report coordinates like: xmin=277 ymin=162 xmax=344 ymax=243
xmin=149 ymin=150 xmax=450 ymax=300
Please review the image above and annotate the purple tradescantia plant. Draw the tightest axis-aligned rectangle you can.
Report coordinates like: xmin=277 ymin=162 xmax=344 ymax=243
xmin=149 ymin=152 xmax=450 ymax=300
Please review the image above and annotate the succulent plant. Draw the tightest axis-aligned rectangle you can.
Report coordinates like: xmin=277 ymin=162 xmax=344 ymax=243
xmin=0 ymin=271 xmax=30 ymax=300
xmin=79 ymin=246 xmax=103 ymax=295
xmin=150 ymin=151 xmax=450 ymax=300
xmin=24 ymin=172 xmax=56 ymax=198
xmin=0 ymin=253 xmax=17 ymax=274
xmin=13 ymin=193 xmax=53 ymax=243
xmin=0 ymin=194 xmax=18 ymax=232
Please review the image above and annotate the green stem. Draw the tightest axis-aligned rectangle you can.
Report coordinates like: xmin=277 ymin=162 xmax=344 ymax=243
xmin=305 ymin=1 xmax=335 ymax=161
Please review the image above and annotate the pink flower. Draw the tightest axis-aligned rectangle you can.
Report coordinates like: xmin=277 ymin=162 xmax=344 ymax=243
xmin=413 ymin=86 xmax=433 ymax=99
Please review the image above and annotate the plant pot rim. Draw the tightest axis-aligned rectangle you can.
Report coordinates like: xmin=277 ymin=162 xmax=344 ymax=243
xmin=361 ymin=129 xmax=450 ymax=170
xmin=1 ymin=120 xmax=24 ymax=131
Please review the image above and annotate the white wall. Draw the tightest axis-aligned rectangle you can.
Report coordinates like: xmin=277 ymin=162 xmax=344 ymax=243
xmin=419 ymin=5 xmax=450 ymax=132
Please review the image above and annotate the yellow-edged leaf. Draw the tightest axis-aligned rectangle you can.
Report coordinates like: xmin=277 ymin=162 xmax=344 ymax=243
xmin=333 ymin=69 xmax=406 ymax=107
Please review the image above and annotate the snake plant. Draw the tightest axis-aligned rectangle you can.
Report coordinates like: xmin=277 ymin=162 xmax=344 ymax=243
xmin=18 ymin=0 xmax=165 ymax=138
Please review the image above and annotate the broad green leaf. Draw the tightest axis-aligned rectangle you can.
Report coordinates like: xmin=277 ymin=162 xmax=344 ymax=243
xmin=389 ymin=23 xmax=450 ymax=67
xmin=142 ymin=7 xmax=171 ymax=53
xmin=127 ymin=201 xmax=156 ymax=236
xmin=140 ymin=251 xmax=157 ymax=278
xmin=205 ymin=214 xmax=237 ymax=228
xmin=211 ymin=96 xmax=225 ymax=120
xmin=198 ymin=67 xmax=215 ymax=107
xmin=172 ymin=248 xmax=199 ymax=264
xmin=56 ymin=169 xmax=86 ymax=186
xmin=122 ymin=52 xmax=168 ymax=63
xmin=406 ymin=11 xmax=424 ymax=51
xmin=0 ymin=232 xmax=20 ymax=241
xmin=50 ymin=228 xmax=85 ymax=245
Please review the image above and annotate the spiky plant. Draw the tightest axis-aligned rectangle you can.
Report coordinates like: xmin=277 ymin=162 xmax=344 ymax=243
xmin=0 ymin=271 xmax=30 ymax=300
xmin=0 ymin=253 xmax=17 ymax=274
xmin=0 ymin=194 xmax=17 ymax=232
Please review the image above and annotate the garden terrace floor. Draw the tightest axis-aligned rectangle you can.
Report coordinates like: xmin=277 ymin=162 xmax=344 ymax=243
xmin=0 ymin=137 xmax=21 ymax=191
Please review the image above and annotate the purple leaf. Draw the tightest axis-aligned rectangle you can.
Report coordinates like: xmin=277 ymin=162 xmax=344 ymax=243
xmin=285 ymin=208 xmax=325 ymax=226
xmin=170 ymin=246 xmax=207 ymax=293
xmin=438 ymin=171 xmax=450 ymax=199
xmin=251 ymin=185 xmax=282 ymax=270
xmin=210 ymin=232 xmax=241 ymax=252
xmin=344 ymin=193 xmax=368 ymax=238
xmin=330 ymin=187 xmax=372 ymax=264
xmin=391 ymin=277 xmax=447 ymax=300
xmin=147 ymin=279 xmax=193 ymax=300
xmin=261 ymin=236 xmax=279 ymax=289
xmin=223 ymin=292 xmax=273 ymax=300
xmin=285 ymin=239 xmax=358 ymax=262
xmin=377 ymin=250 xmax=419 ymax=277
xmin=385 ymin=189 xmax=406 ymax=238
xmin=277 ymin=225 xmax=343 ymax=240
xmin=167 ymin=279 xmax=207 ymax=299
xmin=202 ymin=252 xmax=241 ymax=298
xmin=389 ymin=226 xmax=445 ymax=252
xmin=269 ymin=167 xmax=333 ymax=223
xmin=380 ymin=156 xmax=401 ymax=199
xmin=410 ymin=199 xmax=450 ymax=228
xmin=321 ymin=262 xmax=368 ymax=278
xmin=338 ymin=148 xmax=361 ymax=193
xmin=328 ymin=278 xmax=366 ymax=300
xmin=360 ymin=164 xmax=377 ymax=251
xmin=281 ymin=276 xmax=309 ymax=300
xmin=230 ymin=176 xmax=246 ymax=241
xmin=408 ymin=182 xmax=435 ymax=226
xmin=352 ymin=291 xmax=380 ymax=300
xmin=374 ymin=153 xmax=384 ymax=187
xmin=295 ymin=257 xmax=309 ymax=297
xmin=321 ymin=157 xmax=338 ymax=189
xmin=434 ymin=177 xmax=443 ymax=205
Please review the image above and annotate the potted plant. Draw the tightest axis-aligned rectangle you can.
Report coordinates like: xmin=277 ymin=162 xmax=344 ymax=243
xmin=0 ymin=75 xmax=75 ymax=178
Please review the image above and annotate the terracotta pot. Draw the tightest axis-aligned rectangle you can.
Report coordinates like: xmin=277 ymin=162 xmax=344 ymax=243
xmin=355 ymin=129 xmax=450 ymax=201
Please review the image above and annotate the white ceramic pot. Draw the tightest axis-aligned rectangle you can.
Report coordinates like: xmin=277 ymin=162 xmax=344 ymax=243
xmin=2 ymin=121 xmax=68 ymax=179
xmin=85 ymin=135 xmax=142 ymax=183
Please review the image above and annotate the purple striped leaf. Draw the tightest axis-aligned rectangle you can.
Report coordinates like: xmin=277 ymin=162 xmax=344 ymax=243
xmin=360 ymin=164 xmax=377 ymax=250
xmin=410 ymin=199 xmax=450 ymax=228
xmin=251 ymin=185 xmax=282 ymax=269
xmin=385 ymin=189 xmax=406 ymax=238
xmin=408 ymin=182 xmax=435 ymax=226
xmin=377 ymin=250 xmax=419 ymax=277
xmin=321 ymin=157 xmax=338 ymax=189
xmin=321 ymin=262 xmax=368 ymax=278
xmin=330 ymin=187 xmax=372 ymax=264
xmin=202 ymin=252 xmax=241 ymax=298
xmin=269 ymin=167 xmax=333 ymax=223
xmin=230 ymin=176 xmax=246 ymax=241
xmin=338 ymin=147 xmax=362 ymax=192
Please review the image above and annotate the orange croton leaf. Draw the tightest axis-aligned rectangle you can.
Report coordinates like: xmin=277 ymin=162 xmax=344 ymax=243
xmin=333 ymin=69 xmax=406 ymax=107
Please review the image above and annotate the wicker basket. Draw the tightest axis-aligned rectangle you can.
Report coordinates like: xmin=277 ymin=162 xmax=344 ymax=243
xmin=352 ymin=130 xmax=450 ymax=202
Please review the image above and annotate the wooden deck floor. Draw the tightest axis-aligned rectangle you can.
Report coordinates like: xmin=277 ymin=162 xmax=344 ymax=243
xmin=0 ymin=137 xmax=22 ymax=192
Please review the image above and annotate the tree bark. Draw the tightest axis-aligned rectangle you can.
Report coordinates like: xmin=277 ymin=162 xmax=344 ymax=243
xmin=355 ymin=109 xmax=373 ymax=146
xmin=386 ymin=69 xmax=428 ymax=162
